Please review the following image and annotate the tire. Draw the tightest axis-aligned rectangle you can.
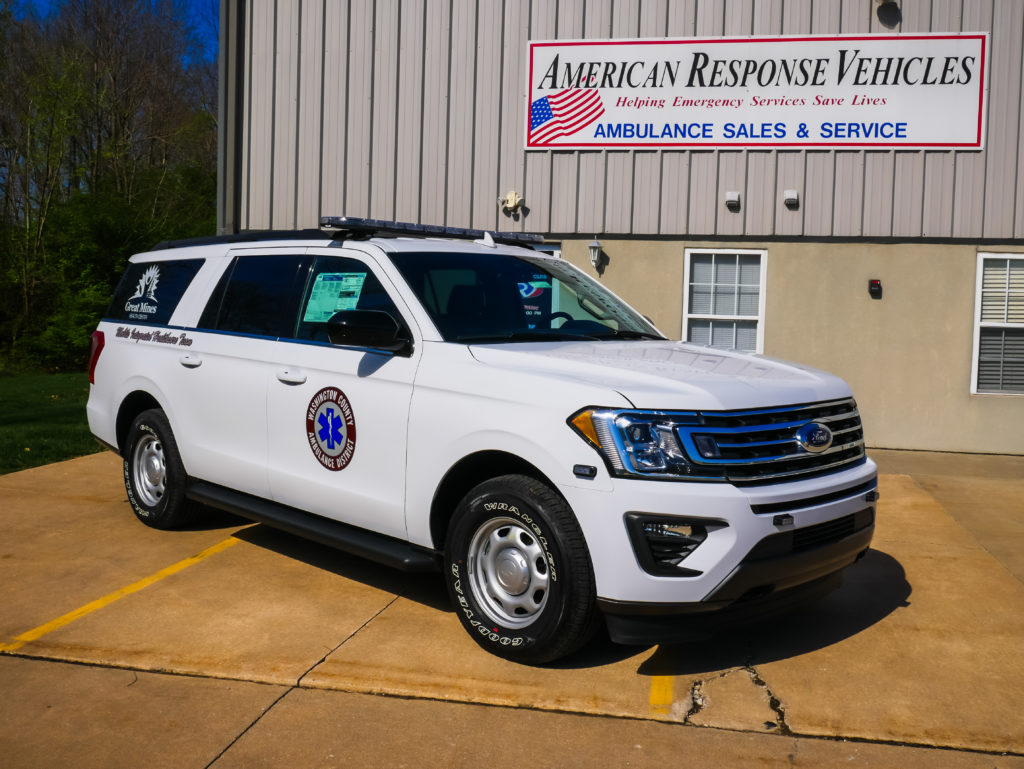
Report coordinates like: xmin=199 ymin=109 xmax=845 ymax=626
xmin=444 ymin=474 xmax=598 ymax=664
xmin=123 ymin=409 xmax=196 ymax=529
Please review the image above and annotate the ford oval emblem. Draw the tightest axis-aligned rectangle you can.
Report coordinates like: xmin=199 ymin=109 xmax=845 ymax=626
xmin=796 ymin=422 xmax=833 ymax=453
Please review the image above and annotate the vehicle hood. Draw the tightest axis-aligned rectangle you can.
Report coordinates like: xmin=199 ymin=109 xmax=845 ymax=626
xmin=467 ymin=340 xmax=852 ymax=411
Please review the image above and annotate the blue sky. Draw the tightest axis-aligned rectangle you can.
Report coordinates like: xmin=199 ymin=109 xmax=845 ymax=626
xmin=16 ymin=0 xmax=219 ymax=62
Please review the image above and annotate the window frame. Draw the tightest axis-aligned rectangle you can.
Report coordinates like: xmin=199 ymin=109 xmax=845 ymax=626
xmin=971 ymin=252 xmax=1024 ymax=396
xmin=682 ymin=248 xmax=768 ymax=354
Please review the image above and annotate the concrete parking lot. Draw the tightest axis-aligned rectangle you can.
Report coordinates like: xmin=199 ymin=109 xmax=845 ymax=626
xmin=1 ymin=450 xmax=1022 ymax=768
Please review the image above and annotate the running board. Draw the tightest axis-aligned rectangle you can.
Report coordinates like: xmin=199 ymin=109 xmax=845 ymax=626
xmin=187 ymin=480 xmax=440 ymax=573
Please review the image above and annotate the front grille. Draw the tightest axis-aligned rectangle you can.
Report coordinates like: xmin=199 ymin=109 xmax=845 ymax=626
xmin=677 ymin=398 xmax=866 ymax=485
xmin=744 ymin=508 xmax=875 ymax=561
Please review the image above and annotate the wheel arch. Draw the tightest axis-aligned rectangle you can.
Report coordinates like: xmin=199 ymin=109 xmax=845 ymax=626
xmin=429 ymin=450 xmax=560 ymax=551
xmin=115 ymin=390 xmax=164 ymax=454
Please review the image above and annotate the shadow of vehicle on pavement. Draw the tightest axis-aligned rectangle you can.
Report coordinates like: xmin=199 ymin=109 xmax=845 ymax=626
xmin=634 ymin=549 xmax=911 ymax=676
xmin=219 ymin=521 xmax=909 ymax=673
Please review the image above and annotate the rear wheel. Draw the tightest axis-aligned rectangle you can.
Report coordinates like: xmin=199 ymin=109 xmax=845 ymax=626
xmin=444 ymin=474 xmax=598 ymax=664
xmin=123 ymin=409 xmax=196 ymax=529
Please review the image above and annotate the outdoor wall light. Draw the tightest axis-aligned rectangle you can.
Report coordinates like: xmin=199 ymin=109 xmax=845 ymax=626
xmin=783 ymin=189 xmax=800 ymax=209
xmin=725 ymin=191 xmax=741 ymax=211
xmin=876 ymin=0 xmax=901 ymax=28
xmin=588 ymin=238 xmax=603 ymax=268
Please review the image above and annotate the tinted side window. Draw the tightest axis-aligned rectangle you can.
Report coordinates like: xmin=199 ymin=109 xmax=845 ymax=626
xmin=106 ymin=259 xmax=204 ymax=325
xmin=203 ymin=254 xmax=312 ymax=337
xmin=292 ymin=254 xmax=405 ymax=342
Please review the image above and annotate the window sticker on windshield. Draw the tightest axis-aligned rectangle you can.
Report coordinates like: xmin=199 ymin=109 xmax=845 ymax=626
xmin=303 ymin=272 xmax=367 ymax=322
xmin=518 ymin=278 xmax=551 ymax=299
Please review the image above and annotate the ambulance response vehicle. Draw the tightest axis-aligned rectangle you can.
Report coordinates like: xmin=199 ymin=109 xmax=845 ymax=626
xmin=87 ymin=218 xmax=877 ymax=663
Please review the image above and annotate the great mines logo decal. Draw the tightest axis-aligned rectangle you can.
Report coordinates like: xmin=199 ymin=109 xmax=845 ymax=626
xmin=306 ymin=387 xmax=357 ymax=471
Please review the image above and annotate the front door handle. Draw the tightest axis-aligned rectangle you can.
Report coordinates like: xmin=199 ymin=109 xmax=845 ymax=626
xmin=276 ymin=368 xmax=307 ymax=385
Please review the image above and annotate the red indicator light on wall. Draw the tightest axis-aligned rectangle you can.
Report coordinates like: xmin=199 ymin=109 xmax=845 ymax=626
xmin=868 ymin=279 xmax=883 ymax=299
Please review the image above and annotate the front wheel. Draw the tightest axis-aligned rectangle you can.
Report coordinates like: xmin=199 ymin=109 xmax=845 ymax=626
xmin=123 ymin=409 xmax=196 ymax=529
xmin=444 ymin=474 xmax=598 ymax=664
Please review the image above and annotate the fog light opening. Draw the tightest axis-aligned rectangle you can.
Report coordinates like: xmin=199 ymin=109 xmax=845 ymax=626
xmin=627 ymin=514 xmax=724 ymax=577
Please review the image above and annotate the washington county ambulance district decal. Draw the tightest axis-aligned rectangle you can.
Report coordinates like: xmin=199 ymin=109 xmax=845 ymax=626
xmin=306 ymin=387 xmax=357 ymax=471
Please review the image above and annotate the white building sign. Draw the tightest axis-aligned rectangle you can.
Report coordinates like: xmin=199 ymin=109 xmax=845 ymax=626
xmin=526 ymin=34 xmax=987 ymax=149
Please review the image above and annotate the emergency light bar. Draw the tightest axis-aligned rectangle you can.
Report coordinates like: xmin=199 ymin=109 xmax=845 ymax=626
xmin=319 ymin=216 xmax=544 ymax=245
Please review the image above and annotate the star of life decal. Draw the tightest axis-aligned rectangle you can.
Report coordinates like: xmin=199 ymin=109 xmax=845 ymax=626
xmin=306 ymin=387 xmax=357 ymax=471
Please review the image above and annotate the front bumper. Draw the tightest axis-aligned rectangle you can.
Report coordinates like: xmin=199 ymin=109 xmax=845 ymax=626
xmin=599 ymin=516 xmax=873 ymax=644
xmin=561 ymin=458 xmax=878 ymax=615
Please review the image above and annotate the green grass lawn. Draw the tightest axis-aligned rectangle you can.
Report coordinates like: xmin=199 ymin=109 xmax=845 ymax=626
xmin=0 ymin=372 xmax=105 ymax=475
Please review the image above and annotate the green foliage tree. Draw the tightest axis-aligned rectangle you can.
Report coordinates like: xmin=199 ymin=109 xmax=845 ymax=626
xmin=0 ymin=0 xmax=216 ymax=371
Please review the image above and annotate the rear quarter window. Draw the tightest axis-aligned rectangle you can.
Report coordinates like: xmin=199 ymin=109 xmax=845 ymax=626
xmin=106 ymin=259 xmax=205 ymax=325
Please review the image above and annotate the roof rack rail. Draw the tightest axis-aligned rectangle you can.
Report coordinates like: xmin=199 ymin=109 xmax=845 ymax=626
xmin=319 ymin=216 xmax=544 ymax=245
xmin=151 ymin=229 xmax=329 ymax=251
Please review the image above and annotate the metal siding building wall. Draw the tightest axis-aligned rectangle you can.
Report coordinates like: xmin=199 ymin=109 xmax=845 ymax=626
xmin=224 ymin=0 xmax=1024 ymax=240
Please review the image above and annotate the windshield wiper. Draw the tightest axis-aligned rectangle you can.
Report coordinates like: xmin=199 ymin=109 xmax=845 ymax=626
xmin=592 ymin=329 xmax=666 ymax=341
xmin=456 ymin=330 xmax=600 ymax=343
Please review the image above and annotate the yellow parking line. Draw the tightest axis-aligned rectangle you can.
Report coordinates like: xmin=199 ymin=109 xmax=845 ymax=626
xmin=649 ymin=675 xmax=674 ymax=716
xmin=0 ymin=537 xmax=240 ymax=654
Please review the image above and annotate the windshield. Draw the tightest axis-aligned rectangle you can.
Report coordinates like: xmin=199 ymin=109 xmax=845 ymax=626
xmin=388 ymin=250 xmax=664 ymax=343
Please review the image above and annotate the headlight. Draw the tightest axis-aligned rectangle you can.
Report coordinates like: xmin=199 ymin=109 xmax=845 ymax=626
xmin=569 ymin=408 xmax=721 ymax=480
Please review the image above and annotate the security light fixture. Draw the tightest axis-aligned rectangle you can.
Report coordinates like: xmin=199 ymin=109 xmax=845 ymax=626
xmin=784 ymin=189 xmax=800 ymax=209
xmin=725 ymin=191 xmax=741 ymax=211
xmin=588 ymin=238 xmax=603 ymax=268
xmin=876 ymin=0 xmax=901 ymax=27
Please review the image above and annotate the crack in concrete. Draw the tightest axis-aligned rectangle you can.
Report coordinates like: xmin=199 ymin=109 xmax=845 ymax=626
xmin=203 ymin=596 xmax=401 ymax=768
xmin=744 ymin=665 xmax=791 ymax=736
xmin=683 ymin=679 xmax=706 ymax=723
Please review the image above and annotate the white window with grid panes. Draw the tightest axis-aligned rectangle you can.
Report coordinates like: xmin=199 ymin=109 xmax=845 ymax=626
xmin=683 ymin=249 xmax=766 ymax=353
xmin=972 ymin=254 xmax=1024 ymax=394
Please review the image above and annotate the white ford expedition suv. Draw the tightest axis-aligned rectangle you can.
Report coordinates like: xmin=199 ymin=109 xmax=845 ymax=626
xmin=87 ymin=217 xmax=877 ymax=663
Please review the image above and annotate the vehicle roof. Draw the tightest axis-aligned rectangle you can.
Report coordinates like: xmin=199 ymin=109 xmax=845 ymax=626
xmin=149 ymin=218 xmax=545 ymax=256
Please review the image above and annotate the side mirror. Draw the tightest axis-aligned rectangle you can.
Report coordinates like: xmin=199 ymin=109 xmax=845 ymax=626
xmin=327 ymin=310 xmax=412 ymax=356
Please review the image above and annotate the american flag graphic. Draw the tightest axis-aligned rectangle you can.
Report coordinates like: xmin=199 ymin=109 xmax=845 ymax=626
xmin=529 ymin=88 xmax=604 ymax=145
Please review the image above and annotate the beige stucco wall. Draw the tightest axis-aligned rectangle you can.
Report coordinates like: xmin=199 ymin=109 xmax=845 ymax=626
xmin=561 ymin=239 xmax=1024 ymax=455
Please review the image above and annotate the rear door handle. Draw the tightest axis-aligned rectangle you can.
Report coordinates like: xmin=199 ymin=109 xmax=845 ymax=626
xmin=179 ymin=353 xmax=202 ymax=369
xmin=276 ymin=368 xmax=307 ymax=385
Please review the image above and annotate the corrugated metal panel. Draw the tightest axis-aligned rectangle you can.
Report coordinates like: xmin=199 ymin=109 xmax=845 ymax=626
xmin=470 ymin=1 xmax=501 ymax=231
xmin=632 ymin=152 xmax=661 ymax=233
xmin=245 ymin=0 xmax=273 ymax=229
xmin=295 ymin=0 xmax=324 ymax=226
xmin=688 ymin=152 xmax=717 ymax=235
xmin=421 ymin=0 xmax=451 ymax=227
xmin=550 ymin=154 xmax=578 ymax=233
xmin=498 ymin=1 xmax=530 ymax=232
xmin=892 ymin=151 xmax=926 ymax=237
xmin=370 ymin=0 xmax=399 ymax=220
xmin=717 ymin=152 xmax=746 ymax=236
xmin=230 ymin=0 xmax=1024 ymax=242
xmin=804 ymin=152 xmax=835 ymax=237
xmin=577 ymin=153 xmax=605 ymax=235
xmin=923 ymin=152 xmax=956 ymax=237
xmin=604 ymin=152 xmax=633 ymax=234
xmin=863 ymin=152 xmax=895 ymax=237
xmin=639 ymin=0 xmax=667 ymax=38
xmin=344 ymin=0 xmax=372 ymax=217
xmin=319 ymin=0 xmax=347 ymax=221
xmin=833 ymin=153 xmax=865 ymax=237
xmin=271 ymin=1 xmax=298 ymax=229
xmin=659 ymin=153 xmax=688 ymax=234
xmin=983 ymin=0 xmax=1023 ymax=238
xmin=775 ymin=151 xmax=805 ymax=236
xmin=952 ymin=1 xmax=992 ymax=238
xmin=752 ymin=0 xmax=783 ymax=35
xmin=746 ymin=151 xmax=775 ymax=234
xmin=444 ymin=0 xmax=475 ymax=225
xmin=395 ymin=0 xmax=425 ymax=222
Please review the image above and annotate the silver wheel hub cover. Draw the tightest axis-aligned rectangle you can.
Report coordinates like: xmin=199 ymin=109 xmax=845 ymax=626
xmin=495 ymin=548 xmax=530 ymax=595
